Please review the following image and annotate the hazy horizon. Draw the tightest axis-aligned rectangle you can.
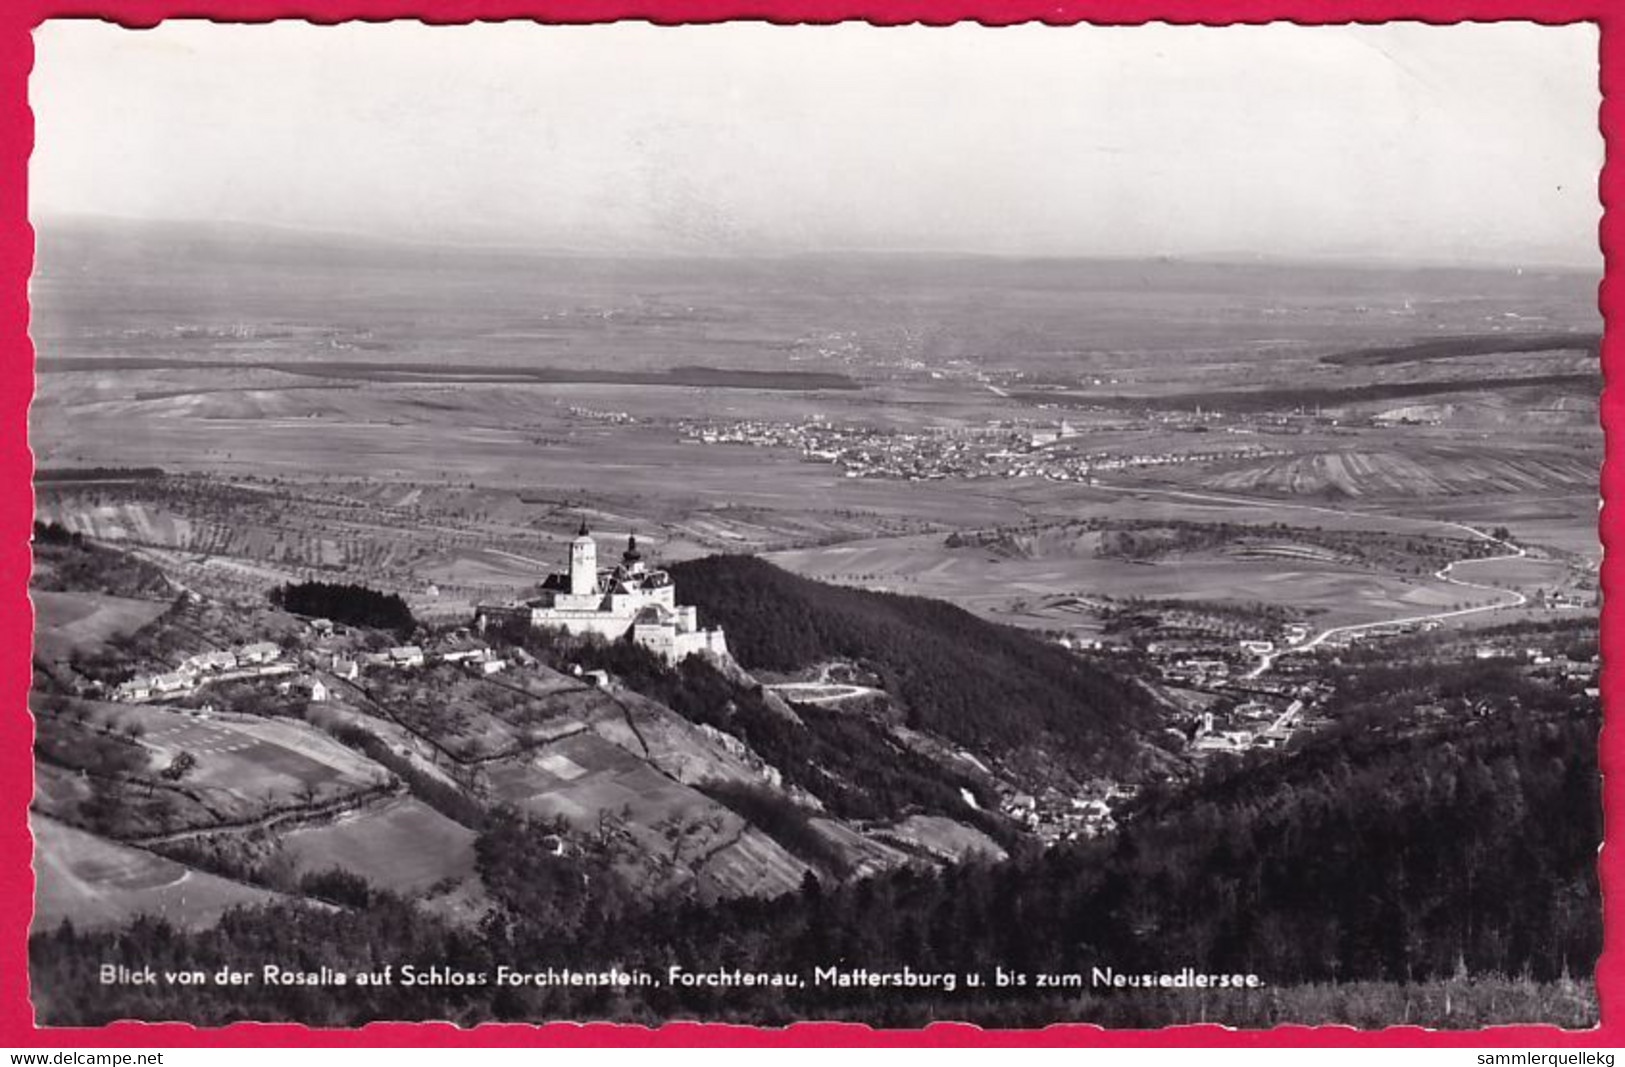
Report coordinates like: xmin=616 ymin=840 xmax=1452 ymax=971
xmin=30 ymin=21 xmax=1603 ymax=269
xmin=29 ymin=211 xmax=1603 ymax=276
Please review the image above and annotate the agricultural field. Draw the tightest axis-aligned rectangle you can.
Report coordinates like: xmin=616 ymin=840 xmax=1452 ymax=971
xmin=277 ymin=794 xmax=477 ymax=895
xmin=31 ymin=814 xmax=280 ymax=933
xmin=37 ymin=702 xmax=392 ymax=838
xmin=31 ymin=590 xmax=169 ymax=663
xmin=1181 ymin=442 xmax=1598 ymax=501
xmin=480 ymin=729 xmax=809 ymax=900
xmin=1427 ymin=493 xmax=1601 ymax=562
xmin=592 ymin=688 xmax=787 ymax=792
xmin=1449 ymin=554 xmax=1573 ymax=592
xmin=34 ymin=470 xmax=974 ymax=612
xmin=767 ymin=532 xmax=1503 ymax=632
xmin=362 ymin=663 xmax=609 ymax=761
xmin=874 ymin=814 xmax=1007 ymax=865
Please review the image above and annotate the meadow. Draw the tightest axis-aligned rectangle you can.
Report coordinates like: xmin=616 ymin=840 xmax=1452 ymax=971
xmin=768 ymin=531 xmax=1507 ymax=632
xmin=277 ymin=795 xmax=477 ymax=895
xmin=30 ymin=591 xmax=169 ymax=663
xmin=31 ymin=814 xmax=281 ymax=933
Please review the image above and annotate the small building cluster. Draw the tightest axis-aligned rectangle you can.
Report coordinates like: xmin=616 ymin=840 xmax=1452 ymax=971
xmin=999 ymin=782 xmax=1133 ymax=844
xmin=113 ymin=641 xmax=292 ymax=702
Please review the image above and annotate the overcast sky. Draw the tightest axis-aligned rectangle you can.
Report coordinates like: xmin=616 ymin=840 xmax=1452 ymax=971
xmin=29 ymin=20 xmax=1602 ymax=266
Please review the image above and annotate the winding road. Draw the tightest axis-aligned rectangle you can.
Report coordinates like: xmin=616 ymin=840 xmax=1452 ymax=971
xmin=1078 ymin=480 xmax=1531 ymax=681
xmin=1243 ymin=533 xmax=1528 ymax=680
xmin=763 ymin=681 xmax=880 ymax=703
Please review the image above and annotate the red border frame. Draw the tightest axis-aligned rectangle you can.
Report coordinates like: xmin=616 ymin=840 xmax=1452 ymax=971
xmin=0 ymin=4 xmax=1614 ymax=1046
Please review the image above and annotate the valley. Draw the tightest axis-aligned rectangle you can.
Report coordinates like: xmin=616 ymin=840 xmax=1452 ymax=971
xmin=24 ymin=223 xmax=1603 ymax=1026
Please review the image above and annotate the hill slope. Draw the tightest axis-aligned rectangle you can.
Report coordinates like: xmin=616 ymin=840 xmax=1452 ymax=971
xmin=667 ymin=555 xmax=1166 ymax=779
xmin=31 ymin=686 xmax=1599 ymax=1027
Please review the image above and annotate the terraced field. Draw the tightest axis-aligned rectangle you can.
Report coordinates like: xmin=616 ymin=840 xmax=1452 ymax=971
xmin=482 ymin=730 xmax=809 ymax=900
xmin=361 ymin=664 xmax=609 ymax=761
xmin=1186 ymin=445 xmax=1597 ymax=500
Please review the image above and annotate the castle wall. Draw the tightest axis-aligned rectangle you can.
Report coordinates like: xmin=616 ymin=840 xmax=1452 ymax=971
xmin=532 ymin=608 xmax=636 ymax=641
xmin=632 ymin=622 xmax=729 ymax=665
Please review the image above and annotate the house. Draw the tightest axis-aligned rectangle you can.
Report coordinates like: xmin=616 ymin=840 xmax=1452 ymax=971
xmin=151 ymin=671 xmax=192 ymax=694
xmin=182 ymin=650 xmax=237 ymax=673
xmin=114 ymin=678 xmax=153 ymax=702
xmin=479 ymin=658 xmax=507 ymax=675
xmin=583 ymin=669 xmax=610 ymax=688
xmin=1182 ymin=658 xmax=1230 ymax=678
xmin=330 ymin=654 xmax=360 ymax=681
xmin=388 ymin=646 xmax=425 ymax=668
xmin=238 ymin=642 xmax=282 ymax=665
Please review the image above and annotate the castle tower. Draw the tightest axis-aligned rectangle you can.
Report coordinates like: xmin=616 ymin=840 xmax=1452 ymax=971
xmin=622 ymin=533 xmax=644 ymax=574
xmin=569 ymin=520 xmax=597 ymax=597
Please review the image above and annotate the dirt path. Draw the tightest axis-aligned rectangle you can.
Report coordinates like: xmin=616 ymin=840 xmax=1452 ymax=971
xmin=130 ymin=783 xmax=401 ymax=847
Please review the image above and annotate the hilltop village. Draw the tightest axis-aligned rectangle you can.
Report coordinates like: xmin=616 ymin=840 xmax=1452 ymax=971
xmin=101 ymin=525 xmax=731 ymax=711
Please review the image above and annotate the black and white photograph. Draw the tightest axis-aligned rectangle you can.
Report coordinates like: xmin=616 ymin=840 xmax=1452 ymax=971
xmin=23 ymin=20 xmax=1604 ymax=1029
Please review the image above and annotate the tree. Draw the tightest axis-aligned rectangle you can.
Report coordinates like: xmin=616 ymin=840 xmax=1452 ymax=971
xmin=160 ymin=750 xmax=197 ymax=782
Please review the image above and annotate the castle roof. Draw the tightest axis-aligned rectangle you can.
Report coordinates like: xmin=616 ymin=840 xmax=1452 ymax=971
xmin=633 ymin=604 xmax=674 ymax=625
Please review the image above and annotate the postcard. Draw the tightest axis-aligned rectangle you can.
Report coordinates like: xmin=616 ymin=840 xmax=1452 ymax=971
xmin=21 ymin=18 xmax=1605 ymax=1032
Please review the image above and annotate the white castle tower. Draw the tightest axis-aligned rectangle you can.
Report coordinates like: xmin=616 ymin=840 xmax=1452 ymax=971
xmin=569 ymin=519 xmax=597 ymax=597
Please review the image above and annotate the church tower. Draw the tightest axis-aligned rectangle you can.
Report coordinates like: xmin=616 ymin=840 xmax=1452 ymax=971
xmin=569 ymin=519 xmax=598 ymax=597
xmin=621 ymin=533 xmax=645 ymax=575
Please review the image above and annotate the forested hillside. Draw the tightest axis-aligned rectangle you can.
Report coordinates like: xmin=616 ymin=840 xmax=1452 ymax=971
xmin=667 ymin=555 xmax=1163 ymax=776
xmin=493 ymin=623 xmax=1008 ymax=836
xmin=33 ymin=692 xmax=1596 ymax=1027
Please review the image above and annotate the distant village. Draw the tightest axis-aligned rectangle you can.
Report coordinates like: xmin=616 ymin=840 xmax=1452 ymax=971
xmin=1127 ymin=615 xmax=1599 ymax=763
xmin=673 ymin=415 xmax=1290 ymax=484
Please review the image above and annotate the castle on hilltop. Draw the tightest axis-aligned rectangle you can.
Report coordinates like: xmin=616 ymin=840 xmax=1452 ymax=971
xmin=476 ymin=522 xmax=727 ymax=666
